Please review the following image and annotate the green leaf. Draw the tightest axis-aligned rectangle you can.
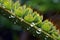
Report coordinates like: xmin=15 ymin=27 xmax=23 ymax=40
xmin=52 ymin=30 xmax=59 ymax=36
xmin=3 ymin=0 xmax=12 ymax=10
xmin=24 ymin=13 xmax=34 ymax=22
xmin=57 ymin=36 xmax=60 ymax=40
xmin=52 ymin=34 xmax=57 ymax=39
xmin=0 ymin=0 xmax=3 ymax=3
xmin=22 ymin=5 xmax=26 ymax=9
xmin=33 ymin=12 xmax=43 ymax=22
xmin=15 ymin=7 xmax=24 ymax=17
xmin=41 ymin=20 xmax=52 ymax=32
xmin=13 ymin=1 xmax=20 ymax=10
xmin=25 ymin=7 xmax=33 ymax=14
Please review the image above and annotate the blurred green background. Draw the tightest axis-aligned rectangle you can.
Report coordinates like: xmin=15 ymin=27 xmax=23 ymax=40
xmin=20 ymin=0 xmax=60 ymax=12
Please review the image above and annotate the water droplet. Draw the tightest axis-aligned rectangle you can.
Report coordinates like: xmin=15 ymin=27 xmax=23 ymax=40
xmin=45 ymin=38 xmax=47 ymax=40
xmin=30 ymin=22 xmax=35 ymax=27
xmin=14 ymin=22 xmax=16 ymax=24
xmin=36 ymin=31 xmax=41 ymax=34
xmin=32 ymin=22 xmax=35 ymax=25
xmin=27 ymin=28 xmax=29 ymax=30
xmin=21 ymin=18 xmax=24 ymax=22
xmin=9 ymin=16 xmax=11 ymax=18
xmin=38 ymin=28 xmax=42 ymax=32
xmin=27 ymin=27 xmax=30 ymax=30
xmin=30 ymin=24 xmax=34 ymax=27
xmin=3 ymin=6 xmax=5 ymax=8
xmin=11 ymin=15 xmax=15 ymax=18
xmin=15 ymin=20 xmax=18 ymax=22
xmin=46 ymin=35 xmax=48 ymax=38
xmin=33 ymin=34 xmax=35 ymax=37
xmin=9 ymin=15 xmax=15 ymax=18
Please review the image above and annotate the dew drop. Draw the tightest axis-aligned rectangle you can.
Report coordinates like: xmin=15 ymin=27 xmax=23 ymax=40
xmin=36 ymin=31 xmax=41 ymax=34
xmin=30 ymin=22 xmax=35 ymax=27
xmin=3 ymin=6 xmax=5 ymax=8
xmin=38 ymin=28 xmax=42 ymax=32
xmin=21 ymin=18 xmax=24 ymax=22
xmin=27 ymin=27 xmax=30 ymax=30
xmin=30 ymin=24 xmax=34 ymax=27
xmin=10 ymin=15 xmax=15 ymax=18
xmin=15 ymin=20 xmax=18 ymax=23
xmin=9 ymin=15 xmax=15 ymax=18
xmin=45 ymin=38 xmax=47 ymax=40
xmin=27 ymin=28 xmax=29 ymax=30
xmin=32 ymin=22 xmax=35 ymax=26
xmin=33 ymin=34 xmax=35 ymax=37
xmin=46 ymin=35 xmax=48 ymax=38
xmin=14 ymin=22 xmax=16 ymax=24
xmin=9 ymin=16 xmax=11 ymax=18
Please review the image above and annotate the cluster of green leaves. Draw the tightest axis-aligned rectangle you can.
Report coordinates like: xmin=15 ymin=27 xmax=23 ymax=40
xmin=0 ymin=0 xmax=60 ymax=40
xmin=25 ymin=0 xmax=60 ymax=12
